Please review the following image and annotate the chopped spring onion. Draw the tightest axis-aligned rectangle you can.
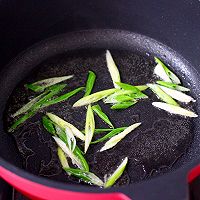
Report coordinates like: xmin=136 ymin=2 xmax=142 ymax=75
xmin=159 ymin=85 xmax=195 ymax=103
xmin=106 ymin=50 xmax=121 ymax=88
xmin=111 ymin=101 xmax=137 ymax=110
xmin=135 ymin=85 xmax=148 ymax=91
xmin=42 ymin=87 xmax=84 ymax=107
xmin=9 ymin=84 xmax=66 ymax=132
xmin=47 ymin=113 xmax=85 ymax=141
xmin=104 ymin=157 xmax=128 ymax=188
xmin=42 ymin=116 xmax=89 ymax=171
xmin=42 ymin=116 xmax=56 ymax=135
xmin=64 ymin=168 xmax=104 ymax=187
xmin=147 ymin=84 xmax=179 ymax=106
xmin=25 ymin=75 xmax=73 ymax=92
xmin=152 ymin=102 xmax=198 ymax=117
xmin=91 ymin=127 xmax=126 ymax=144
xmin=57 ymin=147 xmax=70 ymax=169
xmin=84 ymin=105 xmax=95 ymax=153
xmin=92 ymin=104 xmax=114 ymax=128
xmin=154 ymin=57 xmax=181 ymax=84
xmin=73 ymin=88 xmax=118 ymax=107
xmin=65 ymin=127 xmax=76 ymax=152
xmin=114 ymin=95 xmax=134 ymax=102
xmin=103 ymin=90 xmax=134 ymax=104
xmin=129 ymin=92 xmax=148 ymax=99
xmin=156 ymin=81 xmax=190 ymax=92
xmin=53 ymin=136 xmax=82 ymax=169
xmin=12 ymin=91 xmax=47 ymax=117
xmin=100 ymin=123 xmax=141 ymax=152
xmin=115 ymin=82 xmax=141 ymax=93
xmin=8 ymin=110 xmax=36 ymax=132
xmin=84 ymin=71 xmax=96 ymax=97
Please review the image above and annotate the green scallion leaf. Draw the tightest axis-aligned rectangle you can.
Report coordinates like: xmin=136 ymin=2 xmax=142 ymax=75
xmin=8 ymin=110 xmax=36 ymax=132
xmin=42 ymin=116 xmax=56 ymax=135
xmin=73 ymin=88 xmax=118 ymax=107
xmin=42 ymin=87 xmax=84 ymax=107
xmin=63 ymin=168 xmax=104 ymax=187
xmin=106 ymin=50 xmax=121 ymax=88
xmin=154 ymin=57 xmax=181 ymax=84
xmin=84 ymin=71 xmax=96 ymax=97
xmin=147 ymin=84 xmax=179 ymax=106
xmin=152 ymin=102 xmax=198 ymax=118
xmin=25 ymin=75 xmax=73 ymax=92
xmin=53 ymin=136 xmax=83 ymax=169
xmin=84 ymin=105 xmax=95 ymax=153
xmin=57 ymin=147 xmax=70 ymax=169
xmin=135 ymin=85 xmax=148 ymax=91
xmin=111 ymin=101 xmax=137 ymax=110
xmin=156 ymin=81 xmax=190 ymax=92
xmin=12 ymin=91 xmax=48 ymax=117
xmin=47 ymin=113 xmax=85 ymax=141
xmin=158 ymin=85 xmax=195 ymax=103
xmin=100 ymin=123 xmax=141 ymax=152
xmin=92 ymin=104 xmax=114 ymax=128
xmin=104 ymin=157 xmax=128 ymax=188
xmin=115 ymin=82 xmax=140 ymax=93
xmin=91 ymin=127 xmax=126 ymax=144
xmin=43 ymin=115 xmax=89 ymax=171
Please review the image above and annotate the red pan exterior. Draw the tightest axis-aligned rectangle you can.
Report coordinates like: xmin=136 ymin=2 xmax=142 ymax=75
xmin=0 ymin=166 xmax=130 ymax=200
xmin=188 ymin=164 xmax=200 ymax=183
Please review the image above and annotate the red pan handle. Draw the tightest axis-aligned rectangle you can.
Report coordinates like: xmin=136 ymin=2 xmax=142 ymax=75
xmin=188 ymin=164 xmax=200 ymax=183
xmin=0 ymin=166 xmax=130 ymax=200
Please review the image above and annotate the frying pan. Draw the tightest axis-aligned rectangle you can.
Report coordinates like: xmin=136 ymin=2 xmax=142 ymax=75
xmin=0 ymin=29 xmax=200 ymax=200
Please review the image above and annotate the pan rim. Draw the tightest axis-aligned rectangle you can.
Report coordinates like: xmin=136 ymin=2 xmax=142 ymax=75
xmin=0 ymin=29 xmax=200 ymax=199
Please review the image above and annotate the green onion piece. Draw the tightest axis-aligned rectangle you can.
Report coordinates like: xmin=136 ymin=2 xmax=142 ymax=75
xmin=104 ymin=157 xmax=128 ymax=188
xmin=114 ymin=95 xmax=134 ymax=102
xmin=65 ymin=127 xmax=76 ymax=152
xmin=115 ymin=82 xmax=141 ymax=93
xmin=25 ymin=75 xmax=73 ymax=92
xmin=135 ymin=85 xmax=148 ymax=91
xmin=42 ymin=87 xmax=84 ymax=107
xmin=63 ymin=168 xmax=104 ymax=187
xmin=106 ymin=50 xmax=121 ymax=88
xmin=74 ymin=146 xmax=89 ymax=171
xmin=94 ymin=128 xmax=115 ymax=133
xmin=31 ymin=83 xmax=66 ymax=109
xmin=84 ymin=71 xmax=96 ymax=97
xmin=103 ymin=90 xmax=134 ymax=104
xmin=147 ymin=84 xmax=179 ymax=106
xmin=53 ymin=136 xmax=82 ymax=169
xmin=57 ymin=147 xmax=70 ymax=169
xmin=91 ymin=127 xmax=126 ymax=144
xmin=100 ymin=123 xmax=141 ymax=152
xmin=152 ymin=102 xmax=198 ymax=117
xmin=111 ymin=101 xmax=137 ymax=110
xmin=73 ymin=88 xmax=118 ymax=107
xmin=158 ymin=85 xmax=195 ymax=103
xmin=115 ymin=82 xmax=148 ymax=99
xmin=154 ymin=57 xmax=181 ymax=84
xmin=8 ymin=84 xmax=66 ymax=132
xmin=57 ymin=128 xmax=89 ymax=170
xmin=8 ymin=110 xmax=36 ymax=132
xmin=84 ymin=105 xmax=95 ymax=153
xmin=42 ymin=116 xmax=56 ymax=135
xmin=43 ymin=116 xmax=89 ymax=171
xmin=92 ymin=104 xmax=114 ymax=128
xmin=12 ymin=91 xmax=48 ymax=117
xmin=47 ymin=113 xmax=85 ymax=141
xmin=156 ymin=81 xmax=190 ymax=92
xmin=129 ymin=93 xmax=148 ymax=99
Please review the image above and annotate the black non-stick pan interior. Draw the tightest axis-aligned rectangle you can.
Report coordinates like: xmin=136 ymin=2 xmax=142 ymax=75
xmin=0 ymin=30 xmax=200 ymax=196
